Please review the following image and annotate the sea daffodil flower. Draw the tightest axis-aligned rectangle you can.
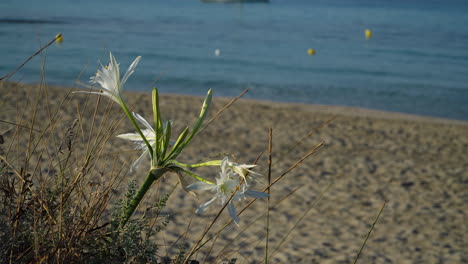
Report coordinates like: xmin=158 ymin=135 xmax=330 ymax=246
xmin=188 ymin=157 xmax=269 ymax=225
xmin=77 ymin=52 xmax=141 ymax=104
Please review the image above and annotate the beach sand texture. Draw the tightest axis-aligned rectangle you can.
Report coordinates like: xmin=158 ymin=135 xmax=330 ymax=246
xmin=1 ymin=82 xmax=466 ymax=263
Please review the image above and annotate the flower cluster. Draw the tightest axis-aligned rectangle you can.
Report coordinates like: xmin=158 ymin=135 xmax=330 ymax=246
xmin=77 ymin=52 xmax=268 ymax=226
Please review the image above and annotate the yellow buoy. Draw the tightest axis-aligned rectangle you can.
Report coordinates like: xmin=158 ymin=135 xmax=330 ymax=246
xmin=365 ymin=29 xmax=372 ymax=40
xmin=307 ymin=48 xmax=316 ymax=56
xmin=55 ymin=33 xmax=63 ymax=44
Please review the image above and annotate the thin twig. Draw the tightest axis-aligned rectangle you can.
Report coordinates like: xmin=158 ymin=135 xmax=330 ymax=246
xmin=0 ymin=119 xmax=42 ymax=132
xmin=353 ymin=200 xmax=387 ymax=264
xmin=265 ymin=128 xmax=273 ymax=264
xmin=0 ymin=34 xmax=62 ymax=81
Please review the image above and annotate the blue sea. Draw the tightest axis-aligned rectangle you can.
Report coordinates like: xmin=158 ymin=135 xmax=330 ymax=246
xmin=1 ymin=0 xmax=467 ymax=120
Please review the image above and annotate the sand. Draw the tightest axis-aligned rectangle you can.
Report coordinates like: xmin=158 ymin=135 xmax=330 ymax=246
xmin=1 ymin=82 xmax=467 ymax=263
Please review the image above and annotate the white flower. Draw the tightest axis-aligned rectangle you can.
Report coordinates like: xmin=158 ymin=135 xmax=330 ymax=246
xmin=76 ymin=52 xmax=141 ymax=104
xmin=228 ymin=161 xmax=261 ymax=185
xmin=117 ymin=112 xmax=157 ymax=171
xmin=188 ymin=157 xmax=268 ymax=225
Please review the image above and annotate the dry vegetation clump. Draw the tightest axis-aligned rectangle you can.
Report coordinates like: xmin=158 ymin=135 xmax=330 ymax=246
xmin=0 ymin=82 xmax=170 ymax=263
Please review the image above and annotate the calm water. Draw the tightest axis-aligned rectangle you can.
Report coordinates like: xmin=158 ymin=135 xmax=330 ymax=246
xmin=1 ymin=0 xmax=467 ymax=120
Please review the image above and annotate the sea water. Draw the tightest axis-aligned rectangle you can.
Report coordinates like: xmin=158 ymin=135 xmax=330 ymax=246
xmin=1 ymin=0 xmax=467 ymax=120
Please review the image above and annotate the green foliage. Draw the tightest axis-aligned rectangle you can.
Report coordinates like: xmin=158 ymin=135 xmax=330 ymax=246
xmin=0 ymin=137 xmax=170 ymax=263
xmin=82 ymin=180 xmax=169 ymax=264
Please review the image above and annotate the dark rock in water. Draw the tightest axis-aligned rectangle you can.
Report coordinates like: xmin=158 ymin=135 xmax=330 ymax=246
xmin=401 ymin=181 xmax=415 ymax=189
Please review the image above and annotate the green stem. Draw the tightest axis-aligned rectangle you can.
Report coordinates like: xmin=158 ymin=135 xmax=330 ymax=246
xmin=172 ymin=167 xmax=214 ymax=184
xmin=152 ymin=88 xmax=161 ymax=164
xmin=169 ymin=159 xmax=222 ymax=168
xmin=120 ymin=168 xmax=167 ymax=227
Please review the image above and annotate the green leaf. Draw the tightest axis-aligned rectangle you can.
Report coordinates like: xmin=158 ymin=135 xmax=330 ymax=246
xmin=152 ymin=88 xmax=163 ymax=133
xmin=171 ymin=166 xmax=214 ymax=184
xmin=152 ymin=88 xmax=161 ymax=161
xmin=185 ymin=89 xmax=212 ymax=145
xmin=164 ymin=126 xmax=190 ymax=162
xmin=168 ymin=159 xmax=222 ymax=168
xmin=160 ymin=120 xmax=172 ymax=161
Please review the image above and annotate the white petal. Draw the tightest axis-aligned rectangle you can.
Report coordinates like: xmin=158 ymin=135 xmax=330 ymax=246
xmin=245 ymin=190 xmax=269 ymax=199
xmin=196 ymin=196 xmax=217 ymax=215
xmin=121 ymin=56 xmax=141 ymax=86
xmin=230 ymin=163 xmax=256 ymax=170
xmin=109 ymin=52 xmax=120 ymax=88
xmin=248 ymin=171 xmax=262 ymax=177
xmin=72 ymin=90 xmax=118 ymax=103
xmin=73 ymin=90 xmax=107 ymax=96
xmin=130 ymin=149 xmax=149 ymax=172
xmin=133 ymin=112 xmax=155 ymax=132
xmin=76 ymin=80 xmax=96 ymax=90
xmin=220 ymin=157 xmax=229 ymax=175
xmin=117 ymin=132 xmax=144 ymax=141
xmin=220 ymin=195 xmax=227 ymax=206
xmin=94 ymin=55 xmax=118 ymax=93
xmin=142 ymin=129 xmax=157 ymax=140
xmin=227 ymin=202 xmax=240 ymax=226
xmin=187 ymin=181 xmax=214 ymax=191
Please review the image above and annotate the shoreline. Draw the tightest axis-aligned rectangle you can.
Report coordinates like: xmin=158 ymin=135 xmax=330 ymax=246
xmin=8 ymin=81 xmax=466 ymax=125
xmin=211 ymin=95 xmax=468 ymax=126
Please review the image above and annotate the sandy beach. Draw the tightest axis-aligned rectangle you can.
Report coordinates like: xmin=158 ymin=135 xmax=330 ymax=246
xmin=1 ymin=82 xmax=466 ymax=263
